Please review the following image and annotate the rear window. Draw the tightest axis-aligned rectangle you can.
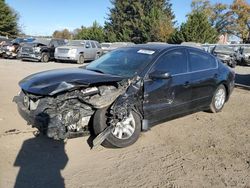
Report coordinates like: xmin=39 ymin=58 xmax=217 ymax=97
xmin=188 ymin=50 xmax=217 ymax=72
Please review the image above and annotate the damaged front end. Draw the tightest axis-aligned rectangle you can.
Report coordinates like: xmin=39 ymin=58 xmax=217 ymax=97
xmin=13 ymin=80 xmax=129 ymax=140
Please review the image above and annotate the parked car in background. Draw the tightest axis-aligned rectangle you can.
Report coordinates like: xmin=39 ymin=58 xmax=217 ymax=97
xmin=1 ymin=37 xmax=35 ymax=59
xmin=19 ymin=38 xmax=66 ymax=62
xmin=211 ymin=45 xmax=237 ymax=68
xmin=14 ymin=44 xmax=235 ymax=148
xmin=235 ymin=46 xmax=250 ymax=66
xmin=101 ymin=42 xmax=112 ymax=54
xmin=101 ymin=42 xmax=134 ymax=54
xmin=202 ymin=44 xmax=216 ymax=53
xmin=55 ymin=40 xmax=102 ymax=64
xmin=181 ymin=42 xmax=204 ymax=50
xmin=0 ymin=40 xmax=12 ymax=58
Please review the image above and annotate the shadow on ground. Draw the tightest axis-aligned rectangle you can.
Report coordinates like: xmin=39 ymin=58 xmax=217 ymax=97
xmin=14 ymin=136 xmax=68 ymax=188
xmin=235 ymin=73 xmax=250 ymax=87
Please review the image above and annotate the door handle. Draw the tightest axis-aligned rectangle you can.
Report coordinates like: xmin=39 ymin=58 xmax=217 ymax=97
xmin=183 ymin=81 xmax=190 ymax=88
xmin=214 ymin=73 xmax=218 ymax=78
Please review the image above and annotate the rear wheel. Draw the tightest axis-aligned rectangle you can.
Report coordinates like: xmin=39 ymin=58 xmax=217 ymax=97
xmin=93 ymin=107 xmax=141 ymax=148
xmin=77 ymin=54 xmax=84 ymax=64
xmin=209 ymin=84 xmax=226 ymax=113
xmin=41 ymin=52 xmax=49 ymax=63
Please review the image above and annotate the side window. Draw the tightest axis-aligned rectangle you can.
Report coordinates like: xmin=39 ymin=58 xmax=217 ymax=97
xmin=58 ymin=40 xmax=65 ymax=46
xmin=85 ymin=41 xmax=91 ymax=48
xmin=90 ymin=41 xmax=96 ymax=48
xmin=152 ymin=49 xmax=188 ymax=75
xmin=95 ymin=42 xmax=101 ymax=48
xmin=188 ymin=50 xmax=217 ymax=72
xmin=50 ymin=40 xmax=59 ymax=47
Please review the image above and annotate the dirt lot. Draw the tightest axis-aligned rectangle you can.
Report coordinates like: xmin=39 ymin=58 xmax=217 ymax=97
xmin=0 ymin=59 xmax=249 ymax=188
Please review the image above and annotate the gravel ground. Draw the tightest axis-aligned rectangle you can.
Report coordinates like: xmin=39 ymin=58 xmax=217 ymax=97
xmin=0 ymin=59 xmax=249 ymax=188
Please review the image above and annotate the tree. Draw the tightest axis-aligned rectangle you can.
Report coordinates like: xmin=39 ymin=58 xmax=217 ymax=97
xmin=169 ymin=11 xmax=218 ymax=44
xmin=74 ymin=21 xmax=105 ymax=42
xmin=104 ymin=0 xmax=175 ymax=43
xmin=52 ymin=29 xmax=72 ymax=39
xmin=190 ymin=0 xmax=233 ymax=35
xmin=231 ymin=0 xmax=250 ymax=43
xmin=0 ymin=0 xmax=19 ymax=38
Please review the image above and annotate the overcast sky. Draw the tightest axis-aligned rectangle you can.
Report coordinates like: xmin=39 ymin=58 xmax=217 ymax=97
xmin=6 ymin=0 xmax=235 ymax=36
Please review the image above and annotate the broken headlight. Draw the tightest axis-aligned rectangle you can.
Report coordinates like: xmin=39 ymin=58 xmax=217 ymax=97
xmin=34 ymin=47 xmax=41 ymax=53
xmin=68 ymin=49 xmax=77 ymax=55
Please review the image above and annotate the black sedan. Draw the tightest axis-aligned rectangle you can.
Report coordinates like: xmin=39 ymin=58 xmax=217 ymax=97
xmin=14 ymin=44 xmax=235 ymax=148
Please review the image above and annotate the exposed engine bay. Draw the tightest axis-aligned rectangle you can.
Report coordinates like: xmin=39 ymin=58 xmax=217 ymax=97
xmin=13 ymin=79 xmax=142 ymax=142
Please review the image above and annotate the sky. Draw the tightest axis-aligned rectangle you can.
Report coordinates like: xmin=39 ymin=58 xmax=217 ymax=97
xmin=6 ymin=0 xmax=236 ymax=36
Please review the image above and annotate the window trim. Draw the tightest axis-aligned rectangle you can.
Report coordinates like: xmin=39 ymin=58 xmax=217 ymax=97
xmin=147 ymin=48 xmax=189 ymax=77
xmin=187 ymin=48 xmax=218 ymax=74
xmin=144 ymin=47 xmax=218 ymax=79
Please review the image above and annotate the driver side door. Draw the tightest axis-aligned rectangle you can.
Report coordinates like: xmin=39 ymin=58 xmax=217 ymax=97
xmin=143 ymin=48 xmax=192 ymax=125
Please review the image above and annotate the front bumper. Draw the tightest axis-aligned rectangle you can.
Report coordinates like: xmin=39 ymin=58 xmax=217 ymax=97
xmin=13 ymin=95 xmax=42 ymax=127
xmin=20 ymin=53 xmax=41 ymax=61
xmin=2 ymin=51 xmax=17 ymax=59
xmin=242 ymin=57 xmax=250 ymax=65
xmin=54 ymin=53 xmax=78 ymax=61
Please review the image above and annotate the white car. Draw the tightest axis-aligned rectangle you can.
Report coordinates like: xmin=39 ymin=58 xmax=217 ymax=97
xmin=55 ymin=40 xmax=102 ymax=64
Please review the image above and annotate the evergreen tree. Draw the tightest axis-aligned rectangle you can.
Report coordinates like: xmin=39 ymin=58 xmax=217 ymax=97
xmin=169 ymin=11 xmax=218 ymax=44
xmin=74 ymin=21 xmax=105 ymax=42
xmin=0 ymin=0 xmax=19 ymax=38
xmin=105 ymin=0 xmax=175 ymax=43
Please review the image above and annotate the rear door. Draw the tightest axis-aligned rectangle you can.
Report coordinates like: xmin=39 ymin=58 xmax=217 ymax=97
xmin=90 ymin=41 xmax=97 ymax=59
xmin=84 ymin=41 xmax=92 ymax=60
xmin=187 ymin=49 xmax=218 ymax=108
xmin=143 ymin=48 xmax=192 ymax=124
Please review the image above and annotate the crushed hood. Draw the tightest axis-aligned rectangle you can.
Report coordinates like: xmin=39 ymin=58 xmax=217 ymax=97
xmin=19 ymin=68 xmax=125 ymax=96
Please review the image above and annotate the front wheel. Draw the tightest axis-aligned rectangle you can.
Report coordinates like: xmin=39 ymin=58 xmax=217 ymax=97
xmin=77 ymin=54 xmax=84 ymax=64
xmin=93 ymin=108 xmax=141 ymax=148
xmin=209 ymin=84 xmax=226 ymax=113
xmin=41 ymin=52 xmax=50 ymax=63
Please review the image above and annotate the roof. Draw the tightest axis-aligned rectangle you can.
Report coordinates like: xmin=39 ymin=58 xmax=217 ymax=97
xmin=131 ymin=44 xmax=176 ymax=51
xmin=33 ymin=38 xmax=51 ymax=45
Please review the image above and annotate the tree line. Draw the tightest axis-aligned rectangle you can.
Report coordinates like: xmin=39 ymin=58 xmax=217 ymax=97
xmin=1 ymin=0 xmax=250 ymax=43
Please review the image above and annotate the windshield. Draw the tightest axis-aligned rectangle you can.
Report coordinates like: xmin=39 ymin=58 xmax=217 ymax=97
xmin=67 ymin=40 xmax=84 ymax=46
xmin=214 ymin=46 xmax=234 ymax=53
xmin=243 ymin=47 xmax=250 ymax=53
xmin=85 ymin=48 xmax=158 ymax=77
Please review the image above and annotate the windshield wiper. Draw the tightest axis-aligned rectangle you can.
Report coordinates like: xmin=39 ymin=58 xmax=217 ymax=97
xmin=87 ymin=68 xmax=105 ymax=74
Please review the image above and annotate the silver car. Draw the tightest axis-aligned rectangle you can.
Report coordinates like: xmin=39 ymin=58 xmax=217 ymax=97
xmin=55 ymin=40 xmax=102 ymax=64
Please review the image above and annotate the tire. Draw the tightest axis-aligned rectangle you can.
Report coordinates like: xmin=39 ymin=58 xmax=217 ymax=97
xmin=77 ymin=54 xmax=84 ymax=64
xmin=41 ymin=52 xmax=50 ymax=63
xmin=93 ymin=107 xmax=141 ymax=148
xmin=209 ymin=84 xmax=226 ymax=113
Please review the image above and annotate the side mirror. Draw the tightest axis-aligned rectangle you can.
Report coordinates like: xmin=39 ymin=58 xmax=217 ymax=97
xmin=149 ymin=71 xmax=171 ymax=80
xmin=85 ymin=44 xmax=90 ymax=48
